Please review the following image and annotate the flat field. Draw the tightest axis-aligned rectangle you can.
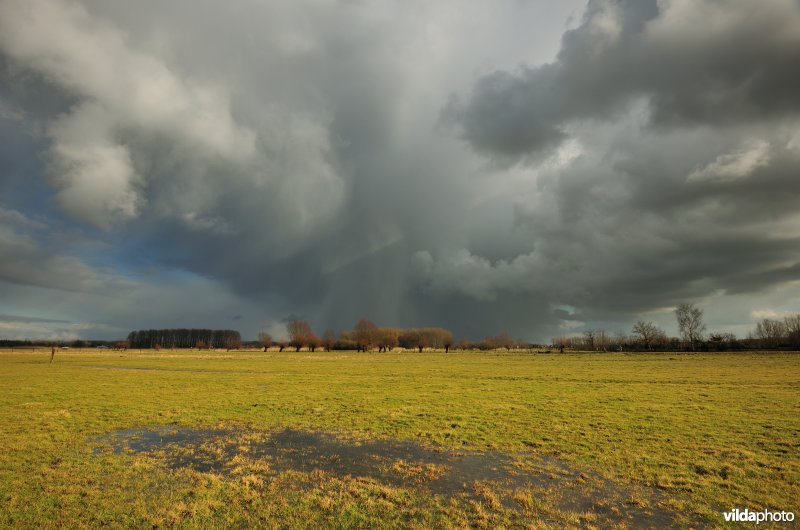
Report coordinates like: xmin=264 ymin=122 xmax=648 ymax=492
xmin=0 ymin=349 xmax=797 ymax=528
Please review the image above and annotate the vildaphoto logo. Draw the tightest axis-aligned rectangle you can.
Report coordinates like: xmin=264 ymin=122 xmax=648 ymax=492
xmin=723 ymin=508 xmax=795 ymax=524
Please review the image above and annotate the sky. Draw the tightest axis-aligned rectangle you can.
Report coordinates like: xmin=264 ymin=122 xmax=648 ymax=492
xmin=1 ymin=0 xmax=800 ymax=342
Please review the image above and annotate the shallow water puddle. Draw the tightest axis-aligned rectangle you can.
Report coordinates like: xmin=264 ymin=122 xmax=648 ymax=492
xmin=96 ymin=426 xmax=689 ymax=528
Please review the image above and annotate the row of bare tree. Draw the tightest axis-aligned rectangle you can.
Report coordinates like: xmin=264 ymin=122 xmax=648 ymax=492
xmin=552 ymin=303 xmax=800 ymax=352
xmin=751 ymin=314 xmax=800 ymax=348
xmin=553 ymin=303 xmax=716 ymax=352
xmin=259 ymin=319 xmax=456 ymax=352
xmin=118 ymin=304 xmax=800 ymax=353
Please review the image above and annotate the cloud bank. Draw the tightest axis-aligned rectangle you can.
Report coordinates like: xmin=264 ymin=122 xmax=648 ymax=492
xmin=1 ymin=0 xmax=799 ymax=341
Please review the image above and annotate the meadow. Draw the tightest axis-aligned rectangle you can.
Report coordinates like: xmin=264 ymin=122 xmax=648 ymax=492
xmin=0 ymin=349 xmax=797 ymax=528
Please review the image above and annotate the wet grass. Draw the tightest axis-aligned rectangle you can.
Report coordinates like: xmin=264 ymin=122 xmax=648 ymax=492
xmin=1 ymin=349 xmax=798 ymax=528
xmin=95 ymin=426 xmax=684 ymax=527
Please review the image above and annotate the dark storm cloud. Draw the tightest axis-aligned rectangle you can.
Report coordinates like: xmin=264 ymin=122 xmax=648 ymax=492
xmin=406 ymin=0 xmax=800 ymax=339
xmin=47 ymin=0 xmax=530 ymax=337
xmin=447 ymin=0 xmax=800 ymax=159
xmin=417 ymin=122 xmax=800 ymax=323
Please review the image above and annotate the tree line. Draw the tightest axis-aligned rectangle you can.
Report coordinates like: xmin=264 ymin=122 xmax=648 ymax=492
xmin=750 ymin=314 xmax=800 ymax=349
xmin=126 ymin=328 xmax=242 ymax=349
xmin=124 ymin=305 xmax=800 ymax=353
xmin=552 ymin=303 xmax=800 ymax=352
xmin=6 ymin=303 xmax=799 ymax=353
xmin=259 ymin=319 xmax=456 ymax=352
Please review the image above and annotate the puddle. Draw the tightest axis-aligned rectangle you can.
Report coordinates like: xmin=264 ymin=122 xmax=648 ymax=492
xmin=96 ymin=426 xmax=694 ymax=528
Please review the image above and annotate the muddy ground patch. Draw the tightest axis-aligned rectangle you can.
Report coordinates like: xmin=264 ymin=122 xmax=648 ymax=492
xmin=95 ymin=426 xmax=697 ymax=528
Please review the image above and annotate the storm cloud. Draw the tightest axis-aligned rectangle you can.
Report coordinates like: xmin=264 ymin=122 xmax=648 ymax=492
xmin=446 ymin=0 xmax=800 ymax=159
xmin=1 ymin=0 xmax=799 ymax=342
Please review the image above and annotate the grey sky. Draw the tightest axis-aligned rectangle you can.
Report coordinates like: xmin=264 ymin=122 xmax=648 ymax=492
xmin=1 ymin=0 xmax=799 ymax=342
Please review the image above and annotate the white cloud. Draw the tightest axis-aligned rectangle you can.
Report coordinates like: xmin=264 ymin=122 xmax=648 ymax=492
xmin=48 ymin=103 xmax=141 ymax=227
xmin=750 ymin=308 xmax=789 ymax=320
xmin=0 ymin=0 xmax=256 ymax=229
xmin=687 ymin=139 xmax=771 ymax=183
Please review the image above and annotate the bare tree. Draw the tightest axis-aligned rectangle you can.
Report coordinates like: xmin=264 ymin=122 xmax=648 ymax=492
xmin=398 ymin=329 xmax=431 ymax=352
xmin=582 ymin=330 xmax=595 ymax=351
xmin=287 ymin=320 xmax=314 ymax=352
xmin=421 ymin=328 xmax=453 ymax=352
xmin=456 ymin=338 xmax=473 ymax=351
xmin=442 ymin=330 xmax=454 ymax=353
xmin=611 ymin=331 xmax=629 ymax=351
xmin=754 ymin=318 xmax=786 ymax=348
xmin=482 ymin=332 xmax=514 ymax=351
xmin=595 ymin=329 xmax=610 ymax=351
xmin=551 ymin=336 xmax=568 ymax=353
xmin=376 ymin=327 xmax=399 ymax=352
xmin=784 ymin=314 xmax=800 ymax=349
xmin=225 ymin=334 xmax=242 ymax=351
xmin=322 ymin=329 xmax=337 ymax=352
xmin=675 ymin=303 xmax=706 ymax=351
xmin=258 ymin=331 xmax=272 ymax=352
xmin=354 ymin=319 xmax=379 ymax=352
xmin=708 ymin=332 xmax=737 ymax=351
xmin=307 ymin=333 xmax=321 ymax=352
xmin=415 ymin=332 xmax=430 ymax=352
xmin=631 ymin=321 xmax=664 ymax=351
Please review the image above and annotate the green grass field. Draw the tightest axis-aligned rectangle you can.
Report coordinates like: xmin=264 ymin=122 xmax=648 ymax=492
xmin=0 ymin=349 xmax=798 ymax=528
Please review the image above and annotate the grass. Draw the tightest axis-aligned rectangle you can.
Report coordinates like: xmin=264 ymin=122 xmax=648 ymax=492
xmin=0 ymin=349 xmax=798 ymax=528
